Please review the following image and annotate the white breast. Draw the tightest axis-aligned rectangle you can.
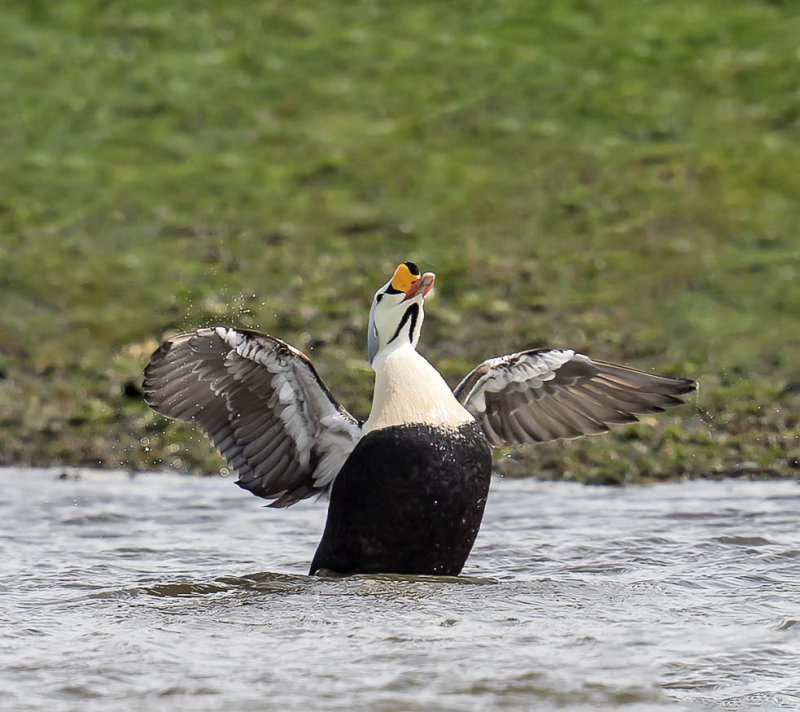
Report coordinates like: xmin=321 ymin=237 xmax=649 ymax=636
xmin=362 ymin=344 xmax=474 ymax=434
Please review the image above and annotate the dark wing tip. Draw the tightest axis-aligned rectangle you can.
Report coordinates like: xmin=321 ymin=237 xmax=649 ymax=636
xmin=674 ymin=377 xmax=697 ymax=395
xmin=148 ymin=337 xmax=176 ymax=365
xmin=236 ymin=474 xmax=318 ymax=508
xmin=652 ymin=376 xmax=696 ymax=402
xmin=142 ymin=337 xmax=180 ymax=407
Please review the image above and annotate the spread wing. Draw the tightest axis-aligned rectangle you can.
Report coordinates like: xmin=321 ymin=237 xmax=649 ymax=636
xmin=454 ymin=349 xmax=695 ymax=447
xmin=143 ymin=327 xmax=362 ymax=507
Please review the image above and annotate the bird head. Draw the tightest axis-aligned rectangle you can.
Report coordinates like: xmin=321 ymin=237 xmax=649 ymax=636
xmin=367 ymin=261 xmax=435 ymax=365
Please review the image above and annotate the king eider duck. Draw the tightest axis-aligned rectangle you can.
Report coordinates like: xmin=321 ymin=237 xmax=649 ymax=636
xmin=143 ymin=261 xmax=695 ymax=576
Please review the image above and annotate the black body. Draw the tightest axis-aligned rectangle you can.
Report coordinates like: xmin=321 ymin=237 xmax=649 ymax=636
xmin=310 ymin=422 xmax=492 ymax=576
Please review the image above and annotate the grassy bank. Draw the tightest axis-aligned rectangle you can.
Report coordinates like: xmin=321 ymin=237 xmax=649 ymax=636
xmin=1 ymin=1 xmax=798 ymax=483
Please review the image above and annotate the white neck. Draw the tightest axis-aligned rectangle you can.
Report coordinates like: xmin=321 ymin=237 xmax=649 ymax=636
xmin=362 ymin=344 xmax=474 ymax=434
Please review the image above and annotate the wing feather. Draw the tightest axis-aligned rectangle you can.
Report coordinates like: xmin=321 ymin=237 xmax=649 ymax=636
xmin=546 ymin=392 xmax=608 ymax=435
xmin=527 ymin=397 xmax=583 ymax=440
xmin=143 ymin=327 xmax=362 ymax=506
xmin=455 ymin=348 xmax=695 ymax=447
xmin=479 ymin=412 xmax=504 ymax=447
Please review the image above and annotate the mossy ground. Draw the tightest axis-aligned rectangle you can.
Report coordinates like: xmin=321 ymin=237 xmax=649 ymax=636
xmin=1 ymin=1 xmax=798 ymax=483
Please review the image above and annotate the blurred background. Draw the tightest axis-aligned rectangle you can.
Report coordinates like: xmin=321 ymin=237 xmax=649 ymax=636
xmin=1 ymin=0 xmax=798 ymax=482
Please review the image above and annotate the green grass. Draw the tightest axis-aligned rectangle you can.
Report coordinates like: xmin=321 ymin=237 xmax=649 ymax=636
xmin=1 ymin=0 xmax=798 ymax=482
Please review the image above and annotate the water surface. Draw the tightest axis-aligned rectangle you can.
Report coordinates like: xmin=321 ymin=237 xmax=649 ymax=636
xmin=2 ymin=468 xmax=799 ymax=711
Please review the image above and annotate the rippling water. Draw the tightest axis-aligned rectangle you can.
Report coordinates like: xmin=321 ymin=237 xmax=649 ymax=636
xmin=2 ymin=468 xmax=799 ymax=711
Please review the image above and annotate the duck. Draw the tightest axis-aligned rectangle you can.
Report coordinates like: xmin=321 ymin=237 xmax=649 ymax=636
xmin=143 ymin=261 xmax=695 ymax=576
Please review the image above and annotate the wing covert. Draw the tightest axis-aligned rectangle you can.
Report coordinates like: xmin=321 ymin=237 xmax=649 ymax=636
xmin=454 ymin=349 xmax=695 ymax=447
xmin=143 ymin=327 xmax=361 ymax=506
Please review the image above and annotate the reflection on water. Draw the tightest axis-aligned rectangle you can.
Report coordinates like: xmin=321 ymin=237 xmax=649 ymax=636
xmin=2 ymin=468 xmax=799 ymax=711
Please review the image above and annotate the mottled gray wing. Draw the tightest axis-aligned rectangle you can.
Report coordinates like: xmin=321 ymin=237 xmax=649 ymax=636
xmin=143 ymin=327 xmax=361 ymax=507
xmin=454 ymin=349 xmax=695 ymax=447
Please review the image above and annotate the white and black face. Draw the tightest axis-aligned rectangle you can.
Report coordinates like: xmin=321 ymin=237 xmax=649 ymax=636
xmin=367 ymin=261 xmax=435 ymax=364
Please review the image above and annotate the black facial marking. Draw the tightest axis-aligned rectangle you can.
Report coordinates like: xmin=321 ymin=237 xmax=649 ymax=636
xmin=404 ymin=261 xmax=420 ymax=276
xmin=384 ymin=285 xmax=401 ymax=295
xmin=375 ymin=293 xmax=384 ymax=303
xmin=387 ymin=303 xmax=420 ymax=345
xmin=407 ymin=303 xmax=419 ymax=342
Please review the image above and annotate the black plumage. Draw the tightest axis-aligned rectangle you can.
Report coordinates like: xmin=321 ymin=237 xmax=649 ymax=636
xmin=310 ymin=423 xmax=492 ymax=576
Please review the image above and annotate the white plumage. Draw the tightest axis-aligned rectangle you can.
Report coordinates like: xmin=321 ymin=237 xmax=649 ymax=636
xmin=363 ymin=342 xmax=473 ymax=434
